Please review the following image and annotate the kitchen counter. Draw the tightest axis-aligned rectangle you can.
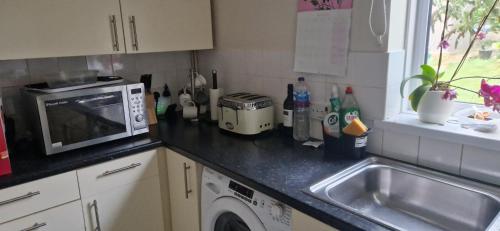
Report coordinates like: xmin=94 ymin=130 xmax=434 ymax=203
xmin=0 ymin=128 xmax=163 ymax=190
xmin=0 ymin=118 xmax=388 ymax=231
xmin=158 ymin=119 xmax=389 ymax=231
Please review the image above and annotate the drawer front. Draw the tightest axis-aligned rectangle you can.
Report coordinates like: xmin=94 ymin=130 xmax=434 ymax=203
xmin=77 ymin=149 xmax=159 ymax=198
xmin=0 ymin=200 xmax=85 ymax=231
xmin=0 ymin=171 xmax=79 ymax=224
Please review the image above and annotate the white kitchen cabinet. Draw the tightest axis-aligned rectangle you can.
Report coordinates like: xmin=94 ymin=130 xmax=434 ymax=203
xmin=166 ymin=148 xmax=202 ymax=231
xmin=0 ymin=200 xmax=85 ymax=231
xmin=120 ymin=0 xmax=213 ymax=54
xmin=292 ymin=209 xmax=338 ymax=231
xmin=81 ymin=177 xmax=165 ymax=231
xmin=78 ymin=150 xmax=165 ymax=231
xmin=0 ymin=0 xmax=124 ymax=60
xmin=0 ymin=171 xmax=80 ymax=224
xmin=0 ymin=0 xmax=212 ymax=60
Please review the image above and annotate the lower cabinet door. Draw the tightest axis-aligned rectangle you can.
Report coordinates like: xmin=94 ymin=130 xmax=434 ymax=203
xmin=291 ymin=209 xmax=339 ymax=231
xmin=0 ymin=200 xmax=84 ymax=231
xmin=82 ymin=176 xmax=165 ymax=231
xmin=166 ymin=149 xmax=201 ymax=231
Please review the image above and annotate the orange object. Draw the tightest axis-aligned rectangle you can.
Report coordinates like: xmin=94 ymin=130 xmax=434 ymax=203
xmin=342 ymin=118 xmax=368 ymax=136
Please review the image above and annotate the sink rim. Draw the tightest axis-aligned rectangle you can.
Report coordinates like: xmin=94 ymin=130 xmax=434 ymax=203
xmin=305 ymin=156 xmax=500 ymax=231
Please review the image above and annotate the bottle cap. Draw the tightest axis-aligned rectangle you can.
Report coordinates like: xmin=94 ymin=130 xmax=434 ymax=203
xmin=298 ymin=77 xmax=305 ymax=82
xmin=331 ymin=84 xmax=339 ymax=97
xmin=345 ymin=86 xmax=353 ymax=94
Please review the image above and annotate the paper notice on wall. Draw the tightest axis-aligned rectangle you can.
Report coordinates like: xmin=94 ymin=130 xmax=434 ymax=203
xmin=294 ymin=9 xmax=351 ymax=76
xmin=298 ymin=0 xmax=353 ymax=12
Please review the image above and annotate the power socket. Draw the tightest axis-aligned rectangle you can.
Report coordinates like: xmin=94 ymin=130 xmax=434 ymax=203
xmin=310 ymin=102 xmax=330 ymax=120
xmin=309 ymin=102 xmax=330 ymax=140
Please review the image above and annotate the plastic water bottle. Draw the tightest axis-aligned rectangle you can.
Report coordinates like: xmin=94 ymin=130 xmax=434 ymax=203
xmin=293 ymin=77 xmax=310 ymax=141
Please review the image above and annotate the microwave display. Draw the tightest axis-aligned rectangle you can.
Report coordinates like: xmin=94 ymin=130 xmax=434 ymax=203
xmin=44 ymin=91 xmax=127 ymax=147
xmin=131 ymin=88 xmax=142 ymax=94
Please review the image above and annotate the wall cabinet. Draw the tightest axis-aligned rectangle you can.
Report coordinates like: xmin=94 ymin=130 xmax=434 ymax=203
xmin=166 ymin=149 xmax=202 ymax=231
xmin=0 ymin=0 xmax=124 ymax=60
xmin=0 ymin=0 xmax=213 ymax=60
xmin=78 ymin=149 xmax=165 ymax=231
xmin=291 ymin=209 xmax=338 ymax=231
xmin=120 ymin=0 xmax=213 ymax=53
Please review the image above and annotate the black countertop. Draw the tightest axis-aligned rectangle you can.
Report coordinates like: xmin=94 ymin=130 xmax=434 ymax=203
xmin=0 ymin=119 xmax=388 ymax=231
xmin=0 ymin=127 xmax=163 ymax=190
xmin=158 ymin=119 xmax=389 ymax=231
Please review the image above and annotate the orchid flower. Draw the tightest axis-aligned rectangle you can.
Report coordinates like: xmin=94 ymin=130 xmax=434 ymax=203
xmin=442 ymin=89 xmax=457 ymax=100
xmin=438 ymin=40 xmax=450 ymax=49
xmin=480 ymin=79 xmax=500 ymax=112
xmin=477 ymin=31 xmax=487 ymax=40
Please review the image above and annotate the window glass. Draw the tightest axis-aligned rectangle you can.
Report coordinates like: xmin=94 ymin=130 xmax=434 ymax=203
xmin=427 ymin=0 xmax=499 ymax=104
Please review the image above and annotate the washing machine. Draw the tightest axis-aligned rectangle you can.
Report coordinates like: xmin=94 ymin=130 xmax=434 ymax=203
xmin=201 ymin=167 xmax=292 ymax=231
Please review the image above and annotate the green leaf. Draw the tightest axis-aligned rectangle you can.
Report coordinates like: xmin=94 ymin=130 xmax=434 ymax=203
xmin=438 ymin=71 xmax=445 ymax=80
xmin=400 ymin=75 xmax=433 ymax=98
xmin=409 ymin=85 xmax=431 ymax=112
xmin=420 ymin=64 xmax=437 ymax=81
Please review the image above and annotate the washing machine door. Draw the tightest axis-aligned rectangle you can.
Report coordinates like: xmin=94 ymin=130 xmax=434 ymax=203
xmin=204 ymin=197 xmax=266 ymax=231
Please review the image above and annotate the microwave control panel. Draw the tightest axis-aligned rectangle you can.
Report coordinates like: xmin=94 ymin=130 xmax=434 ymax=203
xmin=126 ymin=84 xmax=148 ymax=135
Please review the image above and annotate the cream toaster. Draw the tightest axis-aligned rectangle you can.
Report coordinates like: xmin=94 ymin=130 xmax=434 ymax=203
xmin=218 ymin=93 xmax=274 ymax=135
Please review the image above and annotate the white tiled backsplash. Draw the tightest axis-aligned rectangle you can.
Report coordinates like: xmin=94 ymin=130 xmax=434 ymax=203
xmin=0 ymin=51 xmax=192 ymax=138
xmin=198 ymin=48 xmax=500 ymax=186
xmin=378 ymin=129 xmax=500 ymax=186
xmin=198 ymin=48 xmax=404 ymax=147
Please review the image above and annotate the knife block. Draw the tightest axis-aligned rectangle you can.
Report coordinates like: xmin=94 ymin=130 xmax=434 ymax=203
xmin=145 ymin=93 xmax=157 ymax=125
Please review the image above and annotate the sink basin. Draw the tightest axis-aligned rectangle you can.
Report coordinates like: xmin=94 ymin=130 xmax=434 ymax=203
xmin=307 ymin=157 xmax=500 ymax=231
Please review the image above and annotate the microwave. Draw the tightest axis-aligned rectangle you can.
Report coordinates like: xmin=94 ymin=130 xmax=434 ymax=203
xmin=24 ymin=83 xmax=148 ymax=155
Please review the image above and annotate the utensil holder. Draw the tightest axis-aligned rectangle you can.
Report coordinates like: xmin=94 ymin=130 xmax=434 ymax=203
xmin=323 ymin=126 xmax=370 ymax=160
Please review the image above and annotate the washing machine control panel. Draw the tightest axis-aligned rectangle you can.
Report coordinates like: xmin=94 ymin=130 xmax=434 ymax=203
xmin=227 ymin=180 xmax=292 ymax=229
xmin=203 ymin=168 xmax=291 ymax=231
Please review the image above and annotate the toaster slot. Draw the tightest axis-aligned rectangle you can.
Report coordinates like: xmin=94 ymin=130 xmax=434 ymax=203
xmin=227 ymin=93 xmax=248 ymax=97
xmin=245 ymin=96 xmax=265 ymax=100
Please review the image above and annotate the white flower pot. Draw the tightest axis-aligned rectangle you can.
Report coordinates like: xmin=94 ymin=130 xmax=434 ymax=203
xmin=417 ymin=90 xmax=454 ymax=124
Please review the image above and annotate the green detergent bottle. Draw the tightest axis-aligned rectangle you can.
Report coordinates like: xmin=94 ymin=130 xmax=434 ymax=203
xmin=340 ymin=86 xmax=360 ymax=134
xmin=323 ymin=84 xmax=341 ymax=138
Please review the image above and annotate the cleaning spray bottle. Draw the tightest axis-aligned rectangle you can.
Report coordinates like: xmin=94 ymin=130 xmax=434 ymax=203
xmin=323 ymin=84 xmax=341 ymax=138
xmin=340 ymin=86 xmax=361 ymax=133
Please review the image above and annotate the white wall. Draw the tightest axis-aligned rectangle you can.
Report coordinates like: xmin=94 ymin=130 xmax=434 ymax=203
xmin=198 ymin=0 xmax=405 ymax=148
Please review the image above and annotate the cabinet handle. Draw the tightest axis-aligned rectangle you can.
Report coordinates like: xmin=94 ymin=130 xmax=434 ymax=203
xmin=129 ymin=16 xmax=139 ymax=51
xmin=0 ymin=191 xmax=40 ymax=207
xmin=19 ymin=222 xmax=47 ymax=231
xmin=89 ymin=200 xmax=102 ymax=231
xmin=109 ymin=15 xmax=120 ymax=51
xmin=183 ymin=163 xmax=193 ymax=199
xmin=99 ymin=163 xmax=141 ymax=177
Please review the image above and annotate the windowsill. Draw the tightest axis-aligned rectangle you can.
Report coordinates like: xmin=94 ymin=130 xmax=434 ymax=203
xmin=375 ymin=113 xmax=500 ymax=151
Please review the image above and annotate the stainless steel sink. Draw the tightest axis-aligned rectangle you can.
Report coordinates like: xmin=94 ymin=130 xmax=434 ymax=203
xmin=307 ymin=157 xmax=500 ymax=231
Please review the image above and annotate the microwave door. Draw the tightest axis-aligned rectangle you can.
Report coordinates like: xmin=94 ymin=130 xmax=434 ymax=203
xmin=39 ymin=88 xmax=132 ymax=154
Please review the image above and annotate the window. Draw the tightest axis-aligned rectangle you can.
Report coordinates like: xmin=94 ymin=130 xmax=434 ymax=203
xmin=407 ymin=0 xmax=499 ymax=106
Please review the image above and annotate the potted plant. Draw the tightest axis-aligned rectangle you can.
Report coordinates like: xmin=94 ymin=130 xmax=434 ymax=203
xmin=401 ymin=0 xmax=499 ymax=124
